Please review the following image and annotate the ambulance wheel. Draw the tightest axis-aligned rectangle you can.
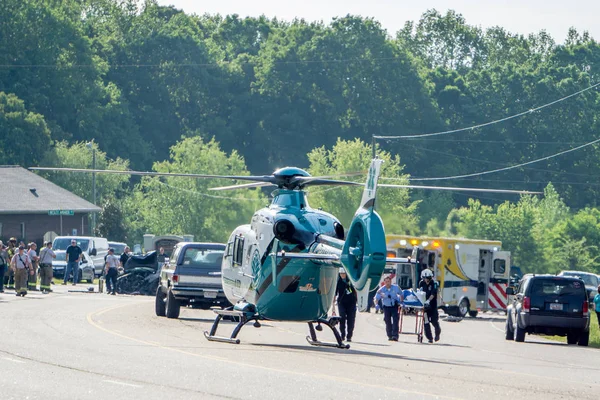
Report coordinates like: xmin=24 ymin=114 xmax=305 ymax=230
xmin=468 ymin=310 xmax=478 ymax=318
xmin=165 ymin=289 xmax=180 ymax=319
xmin=458 ymin=299 xmax=469 ymax=318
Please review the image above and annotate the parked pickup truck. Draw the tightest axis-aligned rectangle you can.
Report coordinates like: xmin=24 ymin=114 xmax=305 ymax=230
xmin=155 ymin=242 xmax=229 ymax=319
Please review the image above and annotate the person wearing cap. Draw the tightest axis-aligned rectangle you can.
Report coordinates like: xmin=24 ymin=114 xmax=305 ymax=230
xmin=104 ymin=248 xmax=120 ymax=295
xmin=38 ymin=241 xmax=56 ymax=293
xmin=375 ymin=275 xmax=403 ymax=341
xmin=10 ymin=245 xmax=32 ymax=296
xmin=5 ymin=237 xmax=17 ymax=289
xmin=63 ymin=239 xmax=82 ymax=285
xmin=0 ymin=241 xmax=8 ymax=293
xmin=27 ymin=242 xmax=39 ymax=291
xmin=334 ymin=267 xmax=358 ymax=342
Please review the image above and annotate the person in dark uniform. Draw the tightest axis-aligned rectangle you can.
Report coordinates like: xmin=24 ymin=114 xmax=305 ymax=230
xmin=419 ymin=268 xmax=441 ymax=343
xmin=334 ymin=268 xmax=357 ymax=342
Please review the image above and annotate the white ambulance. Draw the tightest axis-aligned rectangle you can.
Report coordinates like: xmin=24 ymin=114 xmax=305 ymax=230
xmin=386 ymin=235 xmax=511 ymax=317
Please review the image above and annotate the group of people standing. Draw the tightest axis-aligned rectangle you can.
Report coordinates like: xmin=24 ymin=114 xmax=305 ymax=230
xmin=333 ymin=267 xmax=442 ymax=344
xmin=0 ymin=237 xmax=56 ymax=296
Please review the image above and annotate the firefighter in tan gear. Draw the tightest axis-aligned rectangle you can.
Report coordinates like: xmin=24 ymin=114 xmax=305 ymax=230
xmin=38 ymin=241 xmax=56 ymax=294
xmin=27 ymin=242 xmax=39 ymax=291
xmin=10 ymin=245 xmax=32 ymax=296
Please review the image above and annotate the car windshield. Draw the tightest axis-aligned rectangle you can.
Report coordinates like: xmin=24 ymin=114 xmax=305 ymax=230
xmin=55 ymin=252 xmax=66 ymax=261
xmin=54 ymin=238 xmax=89 ymax=251
xmin=111 ymin=244 xmax=127 ymax=254
xmin=562 ymin=272 xmax=598 ymax=287
xmin=181 ymin=248 xmax=224 ymax=269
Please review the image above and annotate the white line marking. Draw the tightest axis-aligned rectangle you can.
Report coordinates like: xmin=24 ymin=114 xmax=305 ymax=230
xmin=3 ymin=357 xmax=25 ymax=364
xmin=103 ymin=380 xmax=142 ymax=388
xmin=489 ymin=319 xmax=504 ymax=333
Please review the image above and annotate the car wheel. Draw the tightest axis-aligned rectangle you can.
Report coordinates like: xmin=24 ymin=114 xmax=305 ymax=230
xmin=155 ymin=287 xmax=166 ymax=317
xmin=87 ymin=277 xmax=94 ymax=283
xmin=578 ymin=330 xmax=589 ymax=347
xmin=505 ymin=314 xmax=514 ymax=340
xmin=458 ymin=298 xmax=469 ymax=318
xmin=514 ymin=324 xmax=525 ymax=342
xmin=567 ymin=332 xmax=578 ymax=345
xmin=165 ymin=289 xmax=180 ymax=319
xmin=468 ymin=310 xmax=478 ymax=318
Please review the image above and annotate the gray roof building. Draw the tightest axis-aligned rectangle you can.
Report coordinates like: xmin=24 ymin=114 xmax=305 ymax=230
xmin=0 ymin=166 xmax=100 ymax=214
xmin=0 ymin=166 xmax=101 ymax=244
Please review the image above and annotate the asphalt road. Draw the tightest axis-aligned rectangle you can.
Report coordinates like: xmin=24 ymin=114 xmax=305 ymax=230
xmin=1 ymin=287 xmax=599 ymax=400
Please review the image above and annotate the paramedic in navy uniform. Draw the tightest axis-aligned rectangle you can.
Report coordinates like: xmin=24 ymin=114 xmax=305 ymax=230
xmin=375 ymin=275 xmax=403 ymax=341
xmin=419 ymin=268 xmax=441 ymax=343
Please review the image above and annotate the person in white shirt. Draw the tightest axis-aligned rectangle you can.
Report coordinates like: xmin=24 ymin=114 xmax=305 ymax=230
xmin=104 ymin=248 xmax=120 ymax=295
xmin=27 ymin=242 xmax=39 ymax=291
xmin=38 ymin=241 xmax=56 ymax=294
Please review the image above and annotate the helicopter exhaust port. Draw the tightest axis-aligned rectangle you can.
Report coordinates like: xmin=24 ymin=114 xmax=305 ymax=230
xmin=273 ymin=220 xmax=296 ymax=242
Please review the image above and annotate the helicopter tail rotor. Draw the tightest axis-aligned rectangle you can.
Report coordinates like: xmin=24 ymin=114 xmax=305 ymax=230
xmin=340 ymin=158 xmax=387 ymax=296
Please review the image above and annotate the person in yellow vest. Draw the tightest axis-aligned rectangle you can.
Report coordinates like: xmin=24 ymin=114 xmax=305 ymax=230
xmin=27 ymin=242 xmax=39 ymax=291
xmin=10 ymin=245 xmax=32 ymax=296
xmin=38 ymin=241 xmax=56 ymax=294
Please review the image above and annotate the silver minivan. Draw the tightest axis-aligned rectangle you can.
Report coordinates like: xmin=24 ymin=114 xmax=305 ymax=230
xmin=52 ymin=236 xmax=109 ymax=276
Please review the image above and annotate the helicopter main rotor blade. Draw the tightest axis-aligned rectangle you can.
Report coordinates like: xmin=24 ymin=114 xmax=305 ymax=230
xmin=379 ymin=183 xmax=542 ymax=195
xmin=293 ymin=177 xmax=364 ymax=187
xmin=29 ymin=167 xmax=276 ymax=183
xmin=209 ymin=182 xmax=275 ymax=191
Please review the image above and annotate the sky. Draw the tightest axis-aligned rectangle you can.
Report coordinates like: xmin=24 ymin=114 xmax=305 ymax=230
xmin=156 ymin=0 xmax=599 ymax=42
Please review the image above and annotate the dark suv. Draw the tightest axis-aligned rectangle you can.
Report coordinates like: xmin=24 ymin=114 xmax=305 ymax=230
xmin=505 ymin=275 xmax=590 ymax=346
xmin=155 ymin=242 xmax=229 ymax=319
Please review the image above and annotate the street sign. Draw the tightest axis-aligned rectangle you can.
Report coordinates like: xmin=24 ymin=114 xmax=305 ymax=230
xmin=48 ymin=210 xmax=74 ymax=216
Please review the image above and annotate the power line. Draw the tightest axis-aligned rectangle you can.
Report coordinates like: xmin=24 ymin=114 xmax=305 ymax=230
xmin=399 ymin=142 xmax=600 ymax=179
xmin=410 ymin=137 xmax=600 ymax=181
xmin=374 ymin=81 xmax=600 ymax=140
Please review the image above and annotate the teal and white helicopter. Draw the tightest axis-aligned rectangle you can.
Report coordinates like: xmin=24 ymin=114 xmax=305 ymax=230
xmin=31 ymin=159 xmax=539 ymax=349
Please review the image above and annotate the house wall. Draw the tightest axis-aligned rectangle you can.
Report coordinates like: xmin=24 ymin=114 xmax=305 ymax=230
xmin=0 ymin=213 xmax=90 ymax=245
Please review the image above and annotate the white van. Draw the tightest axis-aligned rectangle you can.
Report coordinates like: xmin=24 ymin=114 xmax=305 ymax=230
xmin=52 ymin=236 xmax=109 ymax=276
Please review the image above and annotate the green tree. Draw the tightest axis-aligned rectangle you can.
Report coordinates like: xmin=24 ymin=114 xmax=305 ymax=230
xmin=306 ymin=138 xmax=419 ymax=233
xmin=97 ymin=198 xmax=128 ymax=242
xmin=124 ymin=136 xmax=266 ymax=242
xmin=0 ymin=92 xmax=51 ymax=166
xmin=39 ymin=141 xmax=130 ymax=206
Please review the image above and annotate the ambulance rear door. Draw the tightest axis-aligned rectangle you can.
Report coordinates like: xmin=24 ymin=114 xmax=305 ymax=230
xmin=489 ymin=251 xmax=510 ymax=310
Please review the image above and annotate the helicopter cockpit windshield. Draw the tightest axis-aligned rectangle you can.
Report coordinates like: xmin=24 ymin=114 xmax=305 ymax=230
xmin=271 ymin=190 xmax=309 ymax=209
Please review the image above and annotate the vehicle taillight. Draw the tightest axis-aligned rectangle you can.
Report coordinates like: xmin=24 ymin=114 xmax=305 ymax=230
xmin=583 ymin=300 xmax=589 ymax=314
xmin=172 ymin=275 xmax=178 ymax=283
xmin=522 ymin=296 xmax=530 ymax=312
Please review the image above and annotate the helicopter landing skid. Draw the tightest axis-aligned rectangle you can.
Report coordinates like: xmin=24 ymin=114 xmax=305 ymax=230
xmin=306 ymin=318 xmax=350 ymax=349
xmin=203 ymin=308 xmax=259 ymax=345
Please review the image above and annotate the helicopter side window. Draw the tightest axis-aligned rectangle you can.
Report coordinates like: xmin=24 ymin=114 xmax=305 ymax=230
xmin=232 ymin=236 xmax=245 ymax=266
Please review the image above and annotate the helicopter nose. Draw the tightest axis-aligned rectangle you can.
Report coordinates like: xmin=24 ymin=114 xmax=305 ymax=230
xmin=274 ymin=220 xmax=296 ymax=242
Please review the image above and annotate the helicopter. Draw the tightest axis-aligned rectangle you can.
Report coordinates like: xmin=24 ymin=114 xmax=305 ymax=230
xmin=31 ymin=159 xmax=540 ymax=349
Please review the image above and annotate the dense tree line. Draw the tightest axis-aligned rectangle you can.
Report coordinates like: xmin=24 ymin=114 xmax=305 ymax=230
xmin=2 ymin=1 xmax=600 ymax=273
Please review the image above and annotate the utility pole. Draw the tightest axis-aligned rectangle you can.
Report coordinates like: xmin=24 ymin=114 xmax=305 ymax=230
xmin=92 ymin=146 xmax=96 ymax=235
xmin=87 ymin=141 xmax=97 ymax=235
